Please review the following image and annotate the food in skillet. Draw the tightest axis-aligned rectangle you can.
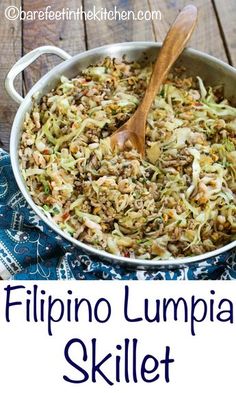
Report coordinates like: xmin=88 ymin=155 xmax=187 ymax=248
xmin=19 ymin=57 xmax=236 ymax=259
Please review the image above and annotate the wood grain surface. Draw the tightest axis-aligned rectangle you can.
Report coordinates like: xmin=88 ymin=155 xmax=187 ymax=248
xmin=84 ymin=0 xmax=155 ymax=48
xmin=150 ymin=0 xmax=228 ymax=62
xmin=0 ymin=0 xmax=235 ymax=151
xmin=0 ymin=0 xmax=22 ymax=148
xmin=23 ymin=0 xmax=86 ymax=92
xmin=214 ymin=0 xmax=236 ymax=66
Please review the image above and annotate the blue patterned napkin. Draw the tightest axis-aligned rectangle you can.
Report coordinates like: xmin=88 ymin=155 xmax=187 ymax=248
xmin=0 ymin=148 xmax=235 ymax=280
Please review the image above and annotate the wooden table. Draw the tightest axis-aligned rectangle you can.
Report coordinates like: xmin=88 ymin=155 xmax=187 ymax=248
xmin=0 ymin=0 xmax=235 ymax=151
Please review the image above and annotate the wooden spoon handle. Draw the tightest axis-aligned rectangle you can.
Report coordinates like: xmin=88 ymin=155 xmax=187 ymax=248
xmin=139 ymin=4 xmax=198 ymax=115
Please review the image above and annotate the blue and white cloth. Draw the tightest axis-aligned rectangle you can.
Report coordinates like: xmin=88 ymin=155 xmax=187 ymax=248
xmin=0 ymin=148 xmax=235 ymax=280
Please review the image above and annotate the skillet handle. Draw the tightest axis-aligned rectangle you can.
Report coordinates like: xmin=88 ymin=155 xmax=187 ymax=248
xmin=5 ymin=45 xmax=72 ymax=104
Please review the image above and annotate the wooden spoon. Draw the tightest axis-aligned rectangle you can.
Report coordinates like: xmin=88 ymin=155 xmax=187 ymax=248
xmin=110 ymin=5 xmax=198 ymax=156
